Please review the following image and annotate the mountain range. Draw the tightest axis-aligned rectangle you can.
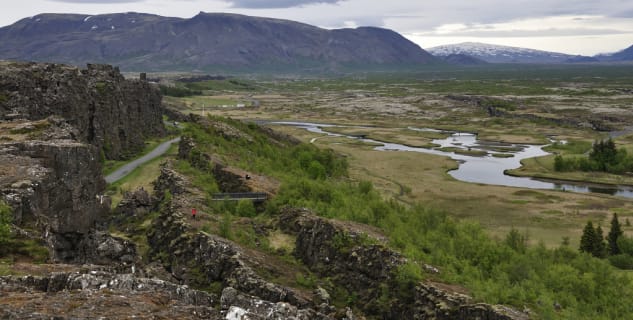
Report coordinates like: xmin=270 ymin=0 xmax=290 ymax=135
xmin=427 ymin=42 xmax=632 ymax=64
xmin=0 ymin=12 xmax=435 ymax=72
xmin=0 ymin=12 xmax=631 ymax=72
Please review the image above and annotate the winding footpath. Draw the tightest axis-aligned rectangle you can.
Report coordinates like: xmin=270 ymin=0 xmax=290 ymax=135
xmin=105 ymin=137 xmax=181 ymax=184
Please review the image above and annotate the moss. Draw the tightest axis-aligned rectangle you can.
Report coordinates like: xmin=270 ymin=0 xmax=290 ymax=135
xmin=295 ymin=272 xmax=317 ymax=289
xmin=95 ymin=81 xmax=108 ymax=94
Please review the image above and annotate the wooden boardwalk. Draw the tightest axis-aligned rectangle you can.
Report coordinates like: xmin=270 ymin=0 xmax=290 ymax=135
xmin=211 ymin=192 xmax=268 ymax=202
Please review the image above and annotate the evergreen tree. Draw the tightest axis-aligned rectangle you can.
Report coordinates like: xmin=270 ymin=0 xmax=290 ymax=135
xmin=595 ymin=225 xmax=606 ymax=258
xmin=580 ymin=221 xmax=606 ymax=258
xmin=608 ymin=213 xmax=624 ymax=255
xmin=580 ymin=221 xmax=597 ymax=254
xmin=590 ymin=138 xmax=618 ymax=171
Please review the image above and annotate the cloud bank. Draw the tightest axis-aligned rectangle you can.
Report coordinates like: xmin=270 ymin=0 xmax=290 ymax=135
xmin=229 ymin=0 xmax=343 ymax=9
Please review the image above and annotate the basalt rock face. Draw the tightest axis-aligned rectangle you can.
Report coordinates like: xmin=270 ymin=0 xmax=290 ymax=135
xmin=279 ymin=207 xmax=529 ymax=320
xmin=0 ymin=137 xmax=113 ymax=262
xmin=0 ymin=61 xmax=164 ymax=159
xmin=148 ymin=165 xmax=311 ymax=307
xmin=0 ymin=61 xmax=163 ymax=263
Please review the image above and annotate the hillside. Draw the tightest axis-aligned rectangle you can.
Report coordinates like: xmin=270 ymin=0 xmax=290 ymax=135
xmin=597 ymin=44 xmax=633 ymax=62
xmin=427 ymin=42 xmax=595 ymax=64
xmin=0 ymin=12 xmax=436 ymax=73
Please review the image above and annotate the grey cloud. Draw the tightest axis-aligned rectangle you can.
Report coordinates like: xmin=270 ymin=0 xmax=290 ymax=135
xmin=419 ymin=28 xmax=630 ymax=38
xmin=230 ymin=0 xmax=343 ymax=9
xmin=368 ymin=0 xmax=633 ymax=34
xmin=612 ymin=9 xmax=633 ymax=18
xmin=48 ymin=0 xmax=144 ymax=3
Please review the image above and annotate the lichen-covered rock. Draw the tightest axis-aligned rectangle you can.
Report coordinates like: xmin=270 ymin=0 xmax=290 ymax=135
xmin=220 ymin=287 xmax=333 ymax=320
xmin=0 ymin=271 xmax=219 ymax=319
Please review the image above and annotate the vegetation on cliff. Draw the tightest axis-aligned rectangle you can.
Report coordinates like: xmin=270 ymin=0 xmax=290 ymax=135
xmin=0 ymin=201 xmax=11 ymax=246
xmin=178 ymin=116 xmax=633 ymax=319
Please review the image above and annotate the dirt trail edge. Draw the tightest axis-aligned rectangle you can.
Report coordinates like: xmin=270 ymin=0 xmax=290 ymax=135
xmin=105 ymin=137 xmax=181 ymax=184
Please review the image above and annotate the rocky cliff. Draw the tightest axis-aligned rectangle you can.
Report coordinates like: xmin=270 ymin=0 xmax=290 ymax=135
xmin=149 ymin=165 xmax=315 ymax=306
xmin=0 ymin=61 xmax=164 ymax=262
xmin=279 ymin=207 xmax=529 ymax=320
xmin=0 ymin=137 xmax=111 ymax=262
xmin=0 ymin=61 xmax=164 ymax=159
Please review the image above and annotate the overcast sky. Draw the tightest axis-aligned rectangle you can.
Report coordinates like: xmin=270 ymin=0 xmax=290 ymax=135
xmin=1 ymin=0 xmax=632 ymax=55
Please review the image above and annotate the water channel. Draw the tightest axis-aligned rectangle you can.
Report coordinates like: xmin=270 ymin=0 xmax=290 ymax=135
xmin=271 ymin=121 xmax=633 ymax=199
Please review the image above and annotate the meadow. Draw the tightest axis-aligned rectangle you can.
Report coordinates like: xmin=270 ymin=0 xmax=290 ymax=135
xmin=162 ymin=64 xmax=633 ymax=248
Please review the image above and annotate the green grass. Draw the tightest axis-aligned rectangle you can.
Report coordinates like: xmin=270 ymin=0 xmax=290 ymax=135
xmin=180 ymin=96 xmax=240 ymax=108
xmin=106 ymin=143 xmax=178 ymax=207
xmin=436 ymin=147 xmax=488 ymax=157
xmin=183 ymin=79 xmax=257 ymax=92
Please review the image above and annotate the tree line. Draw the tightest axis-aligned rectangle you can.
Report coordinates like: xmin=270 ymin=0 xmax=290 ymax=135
xmin=580 ymin=213 xmax=633 ymax=269
xmin=554 ymin=138 xmax=633 ymax=174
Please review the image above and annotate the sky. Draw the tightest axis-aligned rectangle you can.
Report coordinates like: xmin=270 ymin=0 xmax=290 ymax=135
xmin=1 ymin=0 xmax=632 ymax=56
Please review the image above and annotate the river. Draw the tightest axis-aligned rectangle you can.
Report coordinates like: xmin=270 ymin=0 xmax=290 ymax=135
xmin=271 ymin=121 xmax=633 ymax=199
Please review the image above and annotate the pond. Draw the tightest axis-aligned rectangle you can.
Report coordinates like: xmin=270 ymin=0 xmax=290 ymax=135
xmin=271 ymin=121 xmax=633 ymax=199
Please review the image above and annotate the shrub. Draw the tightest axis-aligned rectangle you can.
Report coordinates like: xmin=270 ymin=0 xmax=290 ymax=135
xmin=236 ymin=199 xmax=256 ymax=217
xmin=307 ymin=161 xmax=326 ymax=180
xmin=0 ymin=201 xmax=12 ymax=247
xmin=608 ymin=254 xmax=633 ymax=269
xmin=358 ymin=181 xmax=373 ymax=194
xmin=219 ymin=213 xmax=233 ymax=239
xmin=159 ymin=85 xmax=202 ymax=97
xmin=504 ymin=228 xmax=528 ymax=253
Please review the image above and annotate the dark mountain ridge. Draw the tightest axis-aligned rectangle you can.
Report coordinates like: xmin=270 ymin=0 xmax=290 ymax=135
xmin=0 ymin=12 xmax=436 ymax=72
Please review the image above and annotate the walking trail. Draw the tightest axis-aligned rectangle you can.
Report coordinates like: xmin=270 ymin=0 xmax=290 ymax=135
xmin=105 ymin=137 xmax=181 ymax=184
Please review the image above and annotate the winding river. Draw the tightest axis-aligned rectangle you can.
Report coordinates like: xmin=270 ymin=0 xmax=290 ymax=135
xmin=271 ymin=121 xmax=633 ymax=199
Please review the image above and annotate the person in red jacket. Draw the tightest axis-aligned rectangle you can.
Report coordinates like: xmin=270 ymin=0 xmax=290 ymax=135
xmin=192 ymin=208 xmax=197 ymax=219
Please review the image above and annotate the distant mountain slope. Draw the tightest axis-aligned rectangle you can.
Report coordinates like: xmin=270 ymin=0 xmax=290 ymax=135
xmin=596 ymin=44 xmax=633 ymax=62
xmin=439 ymin=53 xmax=487 ymax=65
xmin=427 ymin=42 xmax=593 ymax=64
xmin=0 ymin=12 xmax=436 ymax=72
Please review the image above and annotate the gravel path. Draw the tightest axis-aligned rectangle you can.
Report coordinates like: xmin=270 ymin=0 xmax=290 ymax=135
xmin=105 ymin=137 xmax=181 ymax=184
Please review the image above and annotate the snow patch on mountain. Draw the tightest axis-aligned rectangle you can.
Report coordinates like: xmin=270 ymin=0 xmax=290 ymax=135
xmin=426 ymin=42 xmax=579 ymax=63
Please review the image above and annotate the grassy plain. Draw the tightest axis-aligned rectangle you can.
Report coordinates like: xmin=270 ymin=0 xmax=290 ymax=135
xmin=164 ymin=64 xmax=633 ymax=247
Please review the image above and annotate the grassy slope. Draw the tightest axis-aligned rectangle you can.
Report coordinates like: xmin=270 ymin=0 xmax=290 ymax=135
xmin=167 ymin=117 xmax=633 ymax=319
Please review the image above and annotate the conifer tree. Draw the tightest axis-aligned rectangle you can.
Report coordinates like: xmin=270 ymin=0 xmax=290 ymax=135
xmin=608 ymin=213 xmax=624 ymax=255
xmin=580 ymin=221 xmax=606 ymax=258
xmin=595 ymin=225 xmax=606 ymax=258
xmin=580 ymin=221 xmax=597 ymax=255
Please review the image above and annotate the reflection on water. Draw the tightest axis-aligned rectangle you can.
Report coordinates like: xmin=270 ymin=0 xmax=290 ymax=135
xmin=271 ymin=121 xmax=633 ymax=198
